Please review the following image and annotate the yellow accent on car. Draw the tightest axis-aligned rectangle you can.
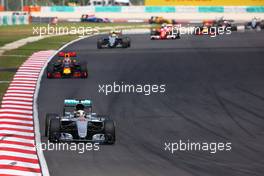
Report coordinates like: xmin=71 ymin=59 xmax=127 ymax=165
xmin=63 ymin=68 xmax=71 ymax=74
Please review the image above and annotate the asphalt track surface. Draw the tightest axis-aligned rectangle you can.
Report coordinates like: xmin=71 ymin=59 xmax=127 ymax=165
xmin=38 ymin=32 xmax=264 ymax=176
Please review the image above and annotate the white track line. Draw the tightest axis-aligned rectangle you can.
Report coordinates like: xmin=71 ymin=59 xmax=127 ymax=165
xmin=0 ymin=124 xmax=33 ymax=130
xmin=0 ymin=170 xmax=42 ymax=176
xmin=1 ymin=101 xmax=33 ymax=106
xmin=33 ymin=36 xmax=99 ymax=176
xmin=1 ymin=104 xmax=33 ymax=110
xmin=0 ymin=160 xmax=40 ymax=169
xmin=0 ymin=130 xmax=34 ymax=137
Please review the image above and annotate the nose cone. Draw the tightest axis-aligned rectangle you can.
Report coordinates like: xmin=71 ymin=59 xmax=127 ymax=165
xmin=63 ymin=68 xmax=71 ymax=74
xmin=76 ymin=120 xmax=88 ymax=138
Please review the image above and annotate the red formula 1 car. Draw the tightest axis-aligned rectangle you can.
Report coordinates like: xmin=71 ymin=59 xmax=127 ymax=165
xmin=193 ymin=21 xmax=218 ymax=36
xmin=47 ymin=52 xmax=88 ymax=79
xmin=150 ymin=24 xmax=180 ymax=40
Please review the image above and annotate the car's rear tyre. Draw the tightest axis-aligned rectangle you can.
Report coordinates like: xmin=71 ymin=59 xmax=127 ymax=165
xmin=80 ymin=62 xmax=88 ymax=78
xmin=231 ymin=26 xmax=237 ymax=31
xmin=104 ymin=120 xmax=115 ymax=144
xmin=48 ymin=118 xmax=60 ymax=142
xmin=45 ymin=113 xmax=58 ymax=137
xmin=122 ymin=37 xmax=130 ymax=48
xmin=260 ymin=21 xmax=264 ymax=29
xmin=97 ymin=39 xmax=103 ymax=49
xmin=127 ymin=39 xmax=131 ymax=47
xmin=46 ymin=64 xmax=54 ymax=78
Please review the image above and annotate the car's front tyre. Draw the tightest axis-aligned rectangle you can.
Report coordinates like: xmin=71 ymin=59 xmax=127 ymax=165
xmin=122 ymin=37 xmax=130 ymax=48
xmin=48 ymin=118 xmax=60 ymax=142
xmin=104 ymin=120 xmax=115 ymax=144
xmin=45 ymin=113 xmax=58 ymax=137
xmin=97 ymin=39 xmax=103 ymax=49
xmin=46 ymin=64 xmax=54 ymax=79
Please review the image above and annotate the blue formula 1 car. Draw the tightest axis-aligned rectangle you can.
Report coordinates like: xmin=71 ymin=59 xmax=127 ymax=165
xmin=81 ymin=14 xmax=110 ymax=23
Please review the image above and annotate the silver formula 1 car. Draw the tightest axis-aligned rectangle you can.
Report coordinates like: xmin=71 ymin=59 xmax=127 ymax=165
xmin=245 ymin=17 xmax=264 ymax=30
xmin=45 ymin=99 xmax=115 ymax=144
xmin=97 ymin=30 xmax=131 ymax=49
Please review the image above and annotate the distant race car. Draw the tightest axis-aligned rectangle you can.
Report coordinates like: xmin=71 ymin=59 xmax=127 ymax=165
xmin=97 ymin=30 xmax=131 ymax=49
xmin=245 ymin=17 xmax=264 ymax=30
xmin=214 ymin=17 xmax=237 ymax=31
xmin=149 ymin=16 xmax=177 ymax=24
xmin=151 ymin=24 xmax=180 ymax=40
xmin=193 ymin=21 xmax=218 ymax=36
xmin=81 ymin=14 xmax=110 ymax=23
xmin=45 ymin=99 xmax=116 ymax=144
xmin=46 ymin=52 xmax=88 ymax=79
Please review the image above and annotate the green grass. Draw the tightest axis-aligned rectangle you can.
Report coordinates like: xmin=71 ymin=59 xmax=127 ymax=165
xmin=0 ymin=22 xmax=150 ymax=102
xmin=0 ymin=72 xmax=14 ymax=81
xmin=0 ymin=23 xmax=148 ymax=47
xmin=0 ymin=35 xmax=77 ymax=68
xmin=0 ymin=35 xmax=79 ymax=102
xmin=0 ymin=83 xmax=9 ymax=100
xmin=0 ymin=25 xmax=33 ymax=46
xmin=0 ymin=22 xmax=149 ymax=68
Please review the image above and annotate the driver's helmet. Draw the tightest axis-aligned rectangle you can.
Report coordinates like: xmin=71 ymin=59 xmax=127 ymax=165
xmin=76 ymin=103 xmax=85 ymax=111
xmin=111 ymin=33 xmax=117 ymax=37
xmin=109 ymin=30 xmax=118 ymax=37
xmin=76 ymin=110 xmax=86 ymax=118
xmin=161 ymin=23 xmax=167 ymax=28
xmin=63 ymin=57 xmax=71 ymax=63
xmin=252 ymin=17 xmax=257 ymax=26
xmin=63 ymin=53 xmax=71 ymax=63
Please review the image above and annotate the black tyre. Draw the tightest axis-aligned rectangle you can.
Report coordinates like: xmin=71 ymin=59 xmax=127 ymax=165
xmin=45 ymin=113 xmax=58 ymax=137
xmin=48 ymin=118 xmax=60 ymax=142
xmin=260 ymin=20 xmax=264 ymax=29
xmin=97 ymin=39 xmax=103 ymax=49
xmin=122 ymin=42 xmax=128 ymax=48
xmin=122 ymin=37 xmax=130 ymax=48
xmin=233 ymin=26 xmax=237 ymax=31
xmin=46 ymin=64 xmax=54 ymax=78
xmin=80 ymin=62 xmax=88 ymax=78
xmin=104 ymin=120 xmax=115 ymax=144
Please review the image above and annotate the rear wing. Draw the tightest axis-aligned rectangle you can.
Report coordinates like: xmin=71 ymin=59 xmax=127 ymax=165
xmin=64 ymin=99 xmax=92 ymax=107
xmin=58 ymin=52 xmax=77 ymax=57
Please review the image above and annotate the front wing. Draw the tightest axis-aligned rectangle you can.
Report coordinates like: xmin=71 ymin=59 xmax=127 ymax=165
xmin=47 ymin=70 xmax=88 ymax=79
xmin=150 ymin=34 xmax=178 ymax=40
xmin=56 ymin=132 xmax=109 ymax=143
